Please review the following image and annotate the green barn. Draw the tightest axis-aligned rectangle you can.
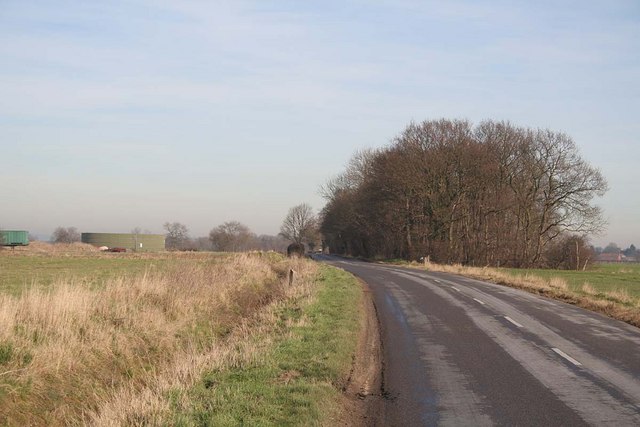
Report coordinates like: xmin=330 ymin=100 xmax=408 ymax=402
xmin=81 ymin=232 xmax=165 ymax=252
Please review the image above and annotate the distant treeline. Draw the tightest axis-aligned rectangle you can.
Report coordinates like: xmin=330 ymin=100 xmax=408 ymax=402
xmin=320 ymin=119 xmax=607 ymax=267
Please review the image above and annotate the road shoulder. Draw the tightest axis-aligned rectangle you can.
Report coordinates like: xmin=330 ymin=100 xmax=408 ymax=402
xmin=335 ymin=277 xmax=384 ymax=426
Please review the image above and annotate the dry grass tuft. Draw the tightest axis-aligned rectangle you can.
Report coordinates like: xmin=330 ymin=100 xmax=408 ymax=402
xmin=605 ymin=288 xmax=633 ymax=305
xmin=548 ymin=277 xmax=569 ymax=290
xmin=581 ymin=283 xmax=598 ymax=295
xmin=0 ymin=253 xmax=318 ymax=425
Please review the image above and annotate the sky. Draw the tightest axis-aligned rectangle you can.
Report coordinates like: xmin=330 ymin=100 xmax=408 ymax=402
xmin=1 ymin=0 xmax=638 ymax=247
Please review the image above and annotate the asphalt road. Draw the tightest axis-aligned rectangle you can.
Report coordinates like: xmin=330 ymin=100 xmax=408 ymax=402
xmin=315 ymin=255 xmax=640 ymax=426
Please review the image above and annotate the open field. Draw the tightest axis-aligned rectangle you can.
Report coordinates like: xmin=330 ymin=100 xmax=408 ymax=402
xmin=0 ymin=242 xmax=228 ymax=295
xmin=0 ymin=248 xmax=363 ymax=425
xmin=0 ymin=255 xmax=168 ymax=295
xmin=503 ymin=263 xmax=640 ymax=298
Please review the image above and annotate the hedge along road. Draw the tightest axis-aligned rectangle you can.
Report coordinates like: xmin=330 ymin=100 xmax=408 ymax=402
xmin=314 ymin=255 xmax=640 ymax=426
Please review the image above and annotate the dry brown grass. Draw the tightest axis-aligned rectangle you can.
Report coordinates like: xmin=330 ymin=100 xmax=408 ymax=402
xmin=420 ymin=261 xmax=640 ymax=328
xmin=0 ymin=241 xmax=99 ymax=256
xmin=605 ymin=288 xmax=634 ymax=305
xmin=0 ymin=253 xmax=317 ymax=425
xmin=581 ymin=283 xmax=598 ymax=295
xmin=548 ymin=277 xmax=569 ymax=291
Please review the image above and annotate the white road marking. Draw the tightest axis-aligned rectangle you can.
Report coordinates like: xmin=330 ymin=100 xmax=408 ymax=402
xmin=504 ymin=316 xmax=523 ymax=328
xmin=473 ymin=298 xmax=486 ymax=305
xmin=552 ymin=348 xmax=582 ymax=366
xmin=451 ymin=286 xmax=460 ymax=292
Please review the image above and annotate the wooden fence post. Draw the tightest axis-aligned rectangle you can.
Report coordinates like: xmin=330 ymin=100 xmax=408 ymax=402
xmin=289 ymin=269 xmax=295 ymax=286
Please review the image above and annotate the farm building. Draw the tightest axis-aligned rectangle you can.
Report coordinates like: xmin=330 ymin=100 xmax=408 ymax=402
xmin=595 ymin=252 xmax=633 ymax=263
xmin=0 ymin=230 xmax=29 ymax=247
xmin=81 ymin=232 xmax=165 ymax=252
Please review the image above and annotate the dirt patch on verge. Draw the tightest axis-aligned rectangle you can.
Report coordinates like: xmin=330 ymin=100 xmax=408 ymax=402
xmin=334 ymin=279 xmax=384 ymax=426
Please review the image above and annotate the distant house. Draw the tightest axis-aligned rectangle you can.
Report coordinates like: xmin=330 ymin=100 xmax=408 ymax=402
xmin=596 ymin=252 xmax=630 ymax=263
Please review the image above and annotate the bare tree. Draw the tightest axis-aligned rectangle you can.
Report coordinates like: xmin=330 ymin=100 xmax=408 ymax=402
xmin=280 ymin=203 xmax=318 ymax=245
xmin=164 ymin=222 xmax=189 ymax=250
xmin=52 ymin=227 xmax=80 ymax=244
xmin=256 ymin=234 xmax=289 ymax=252
xmin=545 ymin=235 xmax=594 ymax=270
xmin=209 ymin=221 xmax=256 ymax=252
xmin=189 ymin=237 xmax=210 ymax=251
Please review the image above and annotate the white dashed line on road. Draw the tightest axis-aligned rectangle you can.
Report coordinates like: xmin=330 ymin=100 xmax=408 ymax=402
xmin=451 ymin=286 xmax=460 ymax=292
xmin=504 ymin=316 xmax=523 ymax=328
xmin=473 ymin=298 xmax=486 ymax=305
xmin=552 ymin=348 xmax=582 ymax=366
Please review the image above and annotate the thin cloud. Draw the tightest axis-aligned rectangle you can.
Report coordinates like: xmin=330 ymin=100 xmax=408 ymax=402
xmin=0 ymin=0 xmax=638 ymax=242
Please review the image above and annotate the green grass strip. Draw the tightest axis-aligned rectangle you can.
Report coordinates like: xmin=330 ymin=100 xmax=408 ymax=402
xmin=171 ymin=265 xmax=362 ymax=426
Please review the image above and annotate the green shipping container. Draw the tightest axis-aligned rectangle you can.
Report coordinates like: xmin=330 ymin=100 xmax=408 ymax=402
xmin=0 ymin=230 xmax=29 ymax=246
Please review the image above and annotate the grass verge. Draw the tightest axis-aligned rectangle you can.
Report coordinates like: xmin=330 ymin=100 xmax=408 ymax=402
xmin=0 ymin=251 xmax=363 ymax=426
xmin=401 ymin=261 xmax=640 ymax=328
xmin=169 ymin=265 xmax=362 ymax=426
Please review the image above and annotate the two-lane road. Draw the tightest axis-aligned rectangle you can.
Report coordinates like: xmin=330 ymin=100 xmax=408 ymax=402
xmin=316 ymin=255 xmax=640 ymax=426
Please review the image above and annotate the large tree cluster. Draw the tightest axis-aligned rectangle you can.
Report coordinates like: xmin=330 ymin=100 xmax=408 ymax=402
xmin=320 ymin=119 xmax=607 ymax=267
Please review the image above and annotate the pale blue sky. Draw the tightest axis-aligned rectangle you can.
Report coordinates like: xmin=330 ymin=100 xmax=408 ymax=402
xmin=1 ymin=0 xmax=638 ymax=247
